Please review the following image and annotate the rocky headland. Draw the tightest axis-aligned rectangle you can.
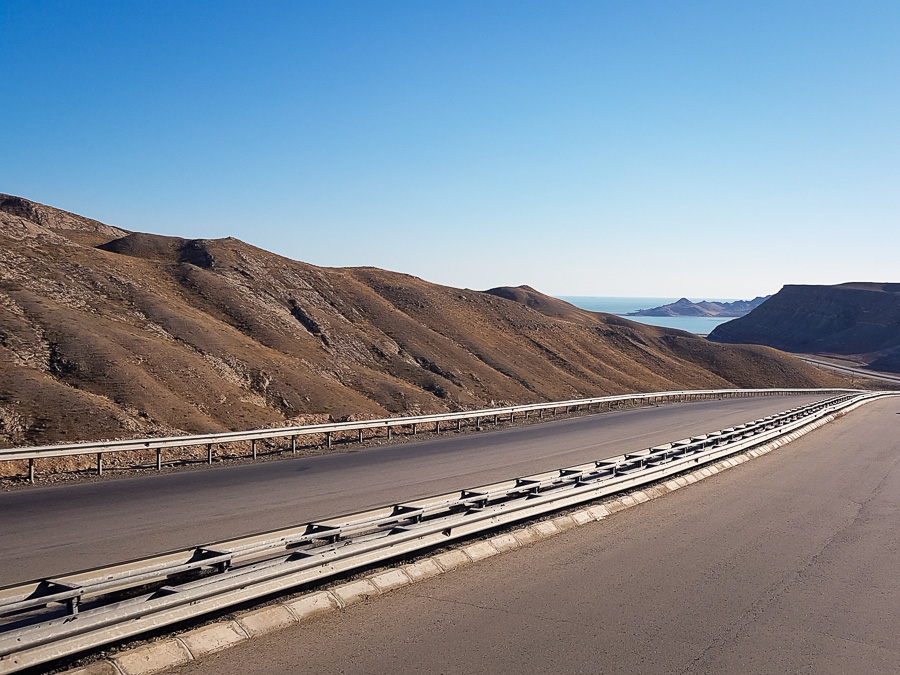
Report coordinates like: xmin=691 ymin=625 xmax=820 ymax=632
xmin=708 ymin=283 xmax=900 ymax=373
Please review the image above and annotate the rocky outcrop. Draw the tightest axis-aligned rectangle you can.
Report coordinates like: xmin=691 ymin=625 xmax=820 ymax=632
xmin=708 ymin=283 xmax=900 ymax=372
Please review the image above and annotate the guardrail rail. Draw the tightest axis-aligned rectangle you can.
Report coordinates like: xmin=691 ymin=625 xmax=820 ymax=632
xmin=0 ymin=388 xmax=861 ymax=482
xmin=0 ymin=389 xmax=894 ymax=673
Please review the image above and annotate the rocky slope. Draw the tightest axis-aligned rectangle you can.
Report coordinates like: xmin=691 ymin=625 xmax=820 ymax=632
xmin=708 ymin=283 xmax=900 ymax=373
xmin=0 ymin=194 xmax=850 ymax=451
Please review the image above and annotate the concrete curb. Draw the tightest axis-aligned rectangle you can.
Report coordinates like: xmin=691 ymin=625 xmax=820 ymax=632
xmin=63 ymin=407 xmax=851 ymax=675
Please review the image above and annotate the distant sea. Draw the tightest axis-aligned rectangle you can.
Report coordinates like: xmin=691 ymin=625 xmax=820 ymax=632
xmin=557 ymin=296 xmax=737 ymax=335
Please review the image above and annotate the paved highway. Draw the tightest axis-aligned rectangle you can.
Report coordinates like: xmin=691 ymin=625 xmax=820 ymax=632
xmin=799 ymin=356 xmax=900 ymax=385
xmin=172 ymin=396 xmax=900 ymax=675
xmin=0 ymin=395 xmax=827 ymax=586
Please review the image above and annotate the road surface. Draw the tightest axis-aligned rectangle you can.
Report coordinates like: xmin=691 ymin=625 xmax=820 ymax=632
xmin=173 ymin=396 xmax=900 ymax=675
xmin=799 ymin=356 xmax=900 ymax=385
xmin=0 ymin=395 xmax=827 ymax=586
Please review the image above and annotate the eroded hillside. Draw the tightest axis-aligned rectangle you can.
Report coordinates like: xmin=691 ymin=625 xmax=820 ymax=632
xmin=0 ymin=194 xmax=850 ymax=448
xmin=709 ymin=283 xmax=900 ymax=373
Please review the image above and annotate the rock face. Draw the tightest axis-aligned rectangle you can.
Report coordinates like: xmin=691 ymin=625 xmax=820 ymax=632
xmin=708 ymin=283 xmax=900 ymax=373
xmin=0 ymin=194 xmax=848 ymax=448
xmin=628 ymin=296 xmax=769 ymax=318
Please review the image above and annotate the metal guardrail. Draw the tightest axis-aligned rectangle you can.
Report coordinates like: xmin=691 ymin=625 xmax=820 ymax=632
xmin=0 ymin=388 xmax=861 ymax=482
xmin=0 ymin=390 xmax=892 ymax=673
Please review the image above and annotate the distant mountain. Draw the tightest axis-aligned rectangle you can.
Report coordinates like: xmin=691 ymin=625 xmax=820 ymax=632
xmin=708 ymin=283 xmax=900 ymax=373
xmin=0 ymin=194 xmax=849 ymax=458
xmin=627 ymin=296 xmax=770 ymax=318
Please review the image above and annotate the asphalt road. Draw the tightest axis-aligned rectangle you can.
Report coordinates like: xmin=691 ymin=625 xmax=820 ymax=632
xmin=799 ymin=356 xmax=900 ymax=385
xmin=173 ymin=396 xmax=900 ymax=675
xmin=0 ymin=395 xmax=827 ymax=586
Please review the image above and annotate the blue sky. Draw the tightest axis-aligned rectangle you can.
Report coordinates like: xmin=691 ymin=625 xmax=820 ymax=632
xmin=2 ymin=1 xmax=898 ymax=298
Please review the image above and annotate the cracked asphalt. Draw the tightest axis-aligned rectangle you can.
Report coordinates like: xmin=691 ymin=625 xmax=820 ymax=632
xmin=171 ymin=397 xmax=900 ymax=674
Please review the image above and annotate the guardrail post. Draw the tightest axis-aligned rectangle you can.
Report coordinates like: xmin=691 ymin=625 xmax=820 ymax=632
xmin=359 ymin=429 xmax=364 ymax=443
xmin=540 ymin=409 xmax=544 ymax=419
xmin=457 ymin=419 xmax=462 ymax=430
xmin=510 ymin=412 xmax=514 ymax=422
xmin=494 ymin=415 xmax=499 ymax=425
xmin=97 ymin=453 xmax=103 ymax=476
xmin=327 ymin=432 xmax=333 ymax=449
xmin=412 ymin=423 xmax=417 ymax=435
xmin=208 ymin=444 xmax=213 ymax=464
xmin=156 ymin=448 xmax=162 ymax=471
xmin=29 ymin=458 xmax=35 ymax=484
xmin=291 ymin=436 xmax=297 ymax=454
xmin=436 ymin=421 xmax=440 ymax=434
xmin=476 ymin=417 xmax=482 ymax=430
xmin=252 ymin=440 xmax=257 ymax=460
xmin=387 ymin=426 xmax=392 ymax=440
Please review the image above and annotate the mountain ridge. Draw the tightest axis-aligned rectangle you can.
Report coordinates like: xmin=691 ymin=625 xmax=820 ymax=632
xmin=0 ymin=194 xmax=852 ymax=463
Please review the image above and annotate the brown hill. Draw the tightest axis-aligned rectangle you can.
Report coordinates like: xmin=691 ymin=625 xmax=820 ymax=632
xmin=0 ymin=194 xmax=851 ymax=450
xmin=708 ymin=283 xmax=900 ymax=373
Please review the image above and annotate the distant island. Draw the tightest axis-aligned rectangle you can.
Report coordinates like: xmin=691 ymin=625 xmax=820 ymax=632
xmin=627 ymin=296 xmax=770 ymax=318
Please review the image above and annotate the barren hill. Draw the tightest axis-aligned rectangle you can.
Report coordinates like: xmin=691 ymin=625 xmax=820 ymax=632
xmin=708 ymin=283 xmax=900 ymax=373
xmin=0 ymin=195 xmax=850 ymax=448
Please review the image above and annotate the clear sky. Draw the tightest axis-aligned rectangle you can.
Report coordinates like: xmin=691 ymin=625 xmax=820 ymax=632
xmin=2 ymin=1 xmax=898 ymax=299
